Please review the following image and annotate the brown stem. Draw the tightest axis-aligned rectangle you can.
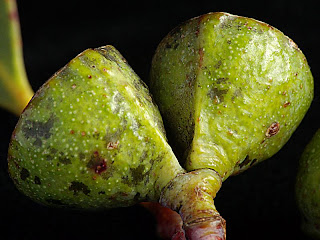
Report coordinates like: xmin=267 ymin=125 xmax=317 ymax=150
xmin=160 ymin=169 xmax=226 ymax=240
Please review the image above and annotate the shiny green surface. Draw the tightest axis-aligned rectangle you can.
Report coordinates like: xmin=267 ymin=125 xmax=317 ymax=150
xmin=150 ymin=12 xmax=313 ymax=180
xmin=8 ymin=46 xmax=184 ymax=209
xmin=296 ymin=129 xmax=320 ymax=239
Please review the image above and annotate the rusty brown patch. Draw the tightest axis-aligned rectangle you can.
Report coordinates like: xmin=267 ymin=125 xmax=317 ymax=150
xmin=265 ymin=122 xmax=280 ymax=138
xmin=283 ymin=102 xmax=291 ymax=108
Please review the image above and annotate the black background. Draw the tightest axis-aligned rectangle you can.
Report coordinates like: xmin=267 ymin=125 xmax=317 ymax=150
xmin=1 ymin=0 xmax=319 ymax=239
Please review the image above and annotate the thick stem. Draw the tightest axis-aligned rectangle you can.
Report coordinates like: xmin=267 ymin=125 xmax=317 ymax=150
xmin=160 ymin=169 xmax=226 ymax=240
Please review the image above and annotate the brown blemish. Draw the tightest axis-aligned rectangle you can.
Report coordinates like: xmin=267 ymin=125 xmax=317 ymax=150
xmin=283 ymin=102 xmax=291 ymax=108
xmin=106 ymin=141 xmax=119 ymax=150
xmin=92 ymin=131 xmax=100 ymax=140
xmin=131 ymin=164 xmax=146 ymax=185
xmin=88 ymin=75 xmax=92 ymax=79
xmin=207 ymin=87 xmax=228 ymax=103
xmin=58 ymin=152 xmax=72 ymax=165
xmin=239 ymin=155 xmax=251 ymax=168
xmin=86 ymin=151 xmax=108 ymax=174
xmin=250 ymin=159 xmax=257 ymax=167
xmin=265 ymin=122 xmax=280 ymax=138
xmin=13 ymin=160 xmax=20 ymax=169
xmin=34 ymin=176 xmax=41 ymax=185
xmin=71 ymin=84 xmax=77 ymax=89
xmin=20 ymin=168 xmax=30 ymax=181
xmin=214 ymin=60 xmax=222 ymax=69
xmin=216 ymin=77 xmax=229 ymax=84
xmin=69 ymin=181 xmax=90 ymax=196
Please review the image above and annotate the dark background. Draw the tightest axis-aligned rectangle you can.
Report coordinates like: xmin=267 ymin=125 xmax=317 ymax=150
xmin=1 ymin=0 xmax=319 ymax=239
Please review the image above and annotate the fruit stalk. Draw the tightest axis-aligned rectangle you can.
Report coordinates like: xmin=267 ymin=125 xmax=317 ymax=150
xmin=0 ymin=0 xmax=34 ymax=115
xmin=160 ymin=169 xmax=225 ymax=240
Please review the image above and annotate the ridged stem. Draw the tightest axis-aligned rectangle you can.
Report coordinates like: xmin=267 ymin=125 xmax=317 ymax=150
xmin=160 ymin=169 xmax=226 ymax=240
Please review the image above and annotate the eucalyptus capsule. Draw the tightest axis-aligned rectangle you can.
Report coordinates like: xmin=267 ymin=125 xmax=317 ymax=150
xmin=7 ymin=45 xmax=223 ymax=239
xmin=150 ymin=12 xmax=313 ymax=239
xmin=296 ymin=129 xmax=320 ymax=239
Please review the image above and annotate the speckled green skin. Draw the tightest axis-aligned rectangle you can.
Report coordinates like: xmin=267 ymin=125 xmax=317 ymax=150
xmin=8 ymin=46 xmax=185 ymax=209
xmin=296 ymin=129 xmax=320 ymax=239
xmin=150 ymin=12 xmax=313 ymax=180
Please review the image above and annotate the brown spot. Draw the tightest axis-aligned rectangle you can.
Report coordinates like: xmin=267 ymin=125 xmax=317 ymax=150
xmin=216 ymin=77 xmax=229 ymax=84
xmin=107 ymin=141 xmax=119 ymax=150
xmin=208 ymin=87 xmax=228 ymax=103
xmin=239 ymin=155 xmax=251 ymax=168
xmin=71 ymin=84 xmax=77 ymax=89
xmin=283 ymin=102 xmax=291 ymax=108
xmin=250 ymin=159 xmax=257 ymax=167
xmin=58 ymin=152 xmax=72 ymax=165
xmin=34 ymin=176 xmax=41 ymax=185
xmin=69 ymin=181 xmax=90 ymax=196
xmin=95 ymin=160 xmax=107 ymax=174
xmin=214 ymin=60 xmax=222 ymax=69
xmin=88 ymin=75 xmax=92 ymax=79
xmin=87 ymin=151 xmax=108 ymax=174
xmin=70 ymin=130 xmax=75 ymax=134
xmin=13 ymin=159 xmax=20 ymax=169
xmin=265 ymin=122 xmax=280 ymax=138
xmin=81 ymin=131 xmax=86 ymax=136
xmin=131 ymin=165 xmax=146 ymax=185
xmin=20 ymin=168 xmax=30 ymax=181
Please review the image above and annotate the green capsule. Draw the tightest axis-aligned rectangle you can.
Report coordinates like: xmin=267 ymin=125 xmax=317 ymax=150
xmin=8 ymin=45 xmax=185 ymax=209
xmin=150 ymin=12 xmax=313 ymax=180
xmin=296 ymin=129 xmax=320 ymax=239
